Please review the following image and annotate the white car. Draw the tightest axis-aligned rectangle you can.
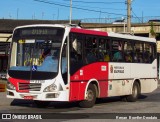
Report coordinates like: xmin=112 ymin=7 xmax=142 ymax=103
xmin=112 ymin=20 xmax=126 ymax=24
xmin=0 ymin=72 xmax=7 ymax=79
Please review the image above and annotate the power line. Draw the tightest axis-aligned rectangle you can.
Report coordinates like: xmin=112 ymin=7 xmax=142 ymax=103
xmin=67 ymin=1 xmax=126 ymax=11
xmin=63 ymin=0 xmax=124 ymax=4
xmin=131 ymin=9 xmax=143 ymax=23
xmin=33 ymin=0 xmax=126 ymax=17
xmin=74 ymin=4 xmax=126 ymax=11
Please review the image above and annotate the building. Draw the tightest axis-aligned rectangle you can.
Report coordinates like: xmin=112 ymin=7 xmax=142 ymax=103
xmin=0 ymin=19 xmax=160 ymax=78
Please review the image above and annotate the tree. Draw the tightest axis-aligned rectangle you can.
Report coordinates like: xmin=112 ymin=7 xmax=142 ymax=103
xmin=150 ymin=22 xmax=156 ymax=37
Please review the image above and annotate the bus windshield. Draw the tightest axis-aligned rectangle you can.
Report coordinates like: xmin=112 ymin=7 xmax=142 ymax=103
xmin=8 ymin=27 xmax=65 ymax=80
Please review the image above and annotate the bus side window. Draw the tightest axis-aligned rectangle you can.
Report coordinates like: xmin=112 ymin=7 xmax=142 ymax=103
xmin=85 ymin=37 xmax=98 ymax=64
xmin=144 ymin=43 xmax=152 ymax=63
xmin=97 ymin=38 xmax=106 ymax=61
xmin=112 ymin=40 xmax=123 ymax=62
xmin=86 ymin=49 xmax=97 ymax=63
xmin=150 ymin=43 xmax=157 ymax=63
xmin=104 ymin=39 xmax=110 ymax=62
xmin=134 ymin=42 xmax=144 ymax=63
xmin=124 ymin=41 xmax=133 ymax=62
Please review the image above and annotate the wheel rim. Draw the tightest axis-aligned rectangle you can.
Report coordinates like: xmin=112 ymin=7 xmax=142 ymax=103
xmin=86 ymin=89 xmax=94 ymax=101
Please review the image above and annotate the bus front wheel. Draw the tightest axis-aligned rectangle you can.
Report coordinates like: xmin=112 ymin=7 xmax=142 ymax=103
xmin=126 ymin=82 xmax=140 ymax=102
xmin=79 ymin=84 xmax=96 ymax=108
xmin=34 ymin=100 xmax=50 ymax=108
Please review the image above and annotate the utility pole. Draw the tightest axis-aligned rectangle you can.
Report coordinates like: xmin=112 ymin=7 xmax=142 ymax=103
xmin=17 ymin=8 xmax=19 ymax=19
xmin=127 ymin=0 xmax=131 ymax=33
xmin=70 ymin=0 xmax=72 ymax=24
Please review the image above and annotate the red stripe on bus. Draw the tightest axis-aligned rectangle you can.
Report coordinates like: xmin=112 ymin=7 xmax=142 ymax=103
xmin=8 ymin=77 xmax=29 ymax=93
xmin=69 ymin=62 xmax=109 ymax=101
xmin=71 ymin=28 xmax=108 ymax=37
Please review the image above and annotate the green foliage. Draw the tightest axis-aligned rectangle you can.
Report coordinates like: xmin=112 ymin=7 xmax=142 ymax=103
xmin=150 ymin=22 xmax=156 ymax=36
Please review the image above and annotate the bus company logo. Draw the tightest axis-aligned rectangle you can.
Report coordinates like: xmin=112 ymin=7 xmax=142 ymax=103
xmin=2 ymin=114 xmax=11 ymax=119
xmin=110 ymin=65 xmax=113 ymax=73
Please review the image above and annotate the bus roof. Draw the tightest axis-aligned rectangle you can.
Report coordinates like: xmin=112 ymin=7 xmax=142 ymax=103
xmin=13 ymin=24 xmax=156 ymax=43
xmin=71 ymin=27 xmax=156 ymax=43
xmin=108 ymin=32 xmax=156 ymax=43
xmin=13 ymin=24 xmax=67 ymax=31
xmin=70 ymin=28 xmax=108 ymax=37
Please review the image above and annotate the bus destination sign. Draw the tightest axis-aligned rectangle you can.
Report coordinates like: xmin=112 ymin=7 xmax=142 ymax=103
xmin=21 ymin=28 xmax=57 ymax=36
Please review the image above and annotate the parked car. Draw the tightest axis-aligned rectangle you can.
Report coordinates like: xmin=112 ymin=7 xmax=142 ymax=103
xmin=112 ymin=19 xmax=126 ymax=24
xmin=0 ymin=71 xmax=7 ymax=79
xmin=148 ymin=19 xmax=160 ymax=23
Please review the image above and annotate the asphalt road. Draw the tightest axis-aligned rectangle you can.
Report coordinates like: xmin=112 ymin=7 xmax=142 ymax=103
xmin=0 ymin=79 xmax=160 ymax=121
xmin=0 ymin=85 xmax=160 ymax=122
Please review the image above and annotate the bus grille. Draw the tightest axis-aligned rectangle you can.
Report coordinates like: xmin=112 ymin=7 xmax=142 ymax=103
xmin=19 ymin=83 xmax=41 ymax=91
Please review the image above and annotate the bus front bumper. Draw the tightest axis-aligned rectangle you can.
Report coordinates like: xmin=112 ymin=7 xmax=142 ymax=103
xmin=6 ymin=89 xmax=69 ymax=101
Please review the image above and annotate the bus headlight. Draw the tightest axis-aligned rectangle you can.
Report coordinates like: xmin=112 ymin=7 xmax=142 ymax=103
xmin=43 ymin=83 xmax=57 ymax=92
xmin=7 ymin=81 xmax=15 ymax=90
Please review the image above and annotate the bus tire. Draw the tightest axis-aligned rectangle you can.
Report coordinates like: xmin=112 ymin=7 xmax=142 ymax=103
xmin=79 ymin=84 xmax=96 ymax=108
xmin=126 ymin=82 xmax=140 ymax=102
xmin=34 ymin=100 xmax=50 ymax=108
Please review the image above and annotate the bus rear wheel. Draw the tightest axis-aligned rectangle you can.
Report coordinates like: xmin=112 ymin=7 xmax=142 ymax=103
xmin=79 ymin=84 xmax=96 ymax=108
xmin=34 ymin=100 xmax=50 ymax=108
xmin=126 ymin=82 xmax=140 ymax=102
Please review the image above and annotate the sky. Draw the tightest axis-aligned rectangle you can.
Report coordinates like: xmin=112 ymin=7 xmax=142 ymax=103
xmin=0 ymin=0 xmax=160 ymax=22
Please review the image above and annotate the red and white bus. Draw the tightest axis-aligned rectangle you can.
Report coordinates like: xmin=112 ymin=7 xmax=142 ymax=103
xmin=7 ymin=24 xmax=158 ymax=108
xmin=0 ymin=42 xmax=10 ymax=79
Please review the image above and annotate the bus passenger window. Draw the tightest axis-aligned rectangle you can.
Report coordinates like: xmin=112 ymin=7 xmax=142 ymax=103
xmin=134 ymin=43 xmax=144 ymax=63
xmin=124 ymin=41 xmax=133 ymax=63
xmin=112 ymin=41 xmax=123 ymax=62
xmin=144 ymin=43 xmax=152 ymax=63
xmin=86 ymin=49 xmax=97 ymax=63
xmin=113 ymin=51 xmax=122 ymax=61
xmin=104 ymin=52 xmax=110 ymax=61
xmin=125 ymin=54 xmax=132 ymax=62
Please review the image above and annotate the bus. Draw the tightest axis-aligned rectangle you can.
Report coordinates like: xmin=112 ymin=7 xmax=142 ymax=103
xmin=0 ymin=42 xmax=10 ymax=79
xmin=0 ymin=54 xmax=8 ymax=79
xmin=7 ymin=24 xmax=158 ymax=108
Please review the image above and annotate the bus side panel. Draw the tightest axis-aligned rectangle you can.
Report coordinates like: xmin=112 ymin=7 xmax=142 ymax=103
xmin=69 ymin=81 xmax=80 ymax=101
xmin=69 ymin=81 xmax=87 ymax=101
xmin=131 ymin=60 xmax=158 ymax=93
xmin=98 ymin=81 xmax=108 ymax=97
xmin=107 ymin=63 xmax=132 ymax=97
xmin=83 ymin=62 xmax=109 ymax=98
xmin=69 ymin=62 xmax=109 ymax=101
xmin=69 ymin=67 xmax=86 ymax=101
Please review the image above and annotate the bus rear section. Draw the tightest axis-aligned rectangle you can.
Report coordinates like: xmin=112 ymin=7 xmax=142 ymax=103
xmin=68 ymin=28 xmax=158 ymax=107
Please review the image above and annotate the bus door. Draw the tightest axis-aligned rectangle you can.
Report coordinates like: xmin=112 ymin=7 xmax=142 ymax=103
xmin=69 ymin=34 xmax=85 ymax=101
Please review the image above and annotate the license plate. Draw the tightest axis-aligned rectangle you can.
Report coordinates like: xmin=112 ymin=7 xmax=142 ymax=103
xmin=24 ymin=96 xmax=33 ymax=100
